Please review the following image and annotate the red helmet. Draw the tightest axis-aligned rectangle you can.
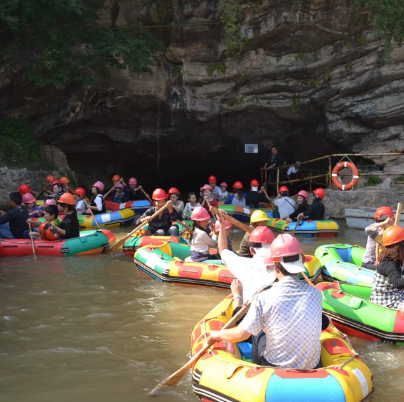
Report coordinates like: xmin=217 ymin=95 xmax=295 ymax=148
xmin=249 ymin=226 xmax=275 ymax=244
xmin=201 ymin=184 xmax=212 ymax=191
xmin=58 ymin=193 xmax=76 ymax=205
xmin=168 ymin=187 xmax=180 ymax=195
xmin=19 ymin=184 xmax=31 ymax=195
xmin=208 ymin=175 xmax=217 ymax=183
xmin=22 ymin=193 xmax=36 ymax=204
xmin=313 ymin=188 xmax=325 ymax=199
xmin=270 ymin=234 xmax=303 ymax=259
xmin=52 ymin=180 xmax=62 ymax=186
xmin=191 ymin=207 xmax=210 ymax=221
xmin=214 ymin=220 xmax=232 ymax=231
xmin=74 ymin=187 xmax=86 ymax=197
xmin=233 ymin=181 xmax=243 ymax=189
xmin=383 ymin=225 xmax=404 ymax=246
xmin=112 ymin=175 xmax=121 ymax=182
xmin=297 ymin=190 xmax=309 ymax=199
xmin=279 ymin=186 xmax=289 ymax=193
xmin=220 ymin=182 xmax=228 ymax=188
xmin=129 ymin=177 xmax=137 ymax=185
xmin=44 ymin=199 xmax=56 ymax=207
xmin=46 ymin=175 xmax=55 ymax=182
xmin=152 ymin=188 xmax=168 ymax=200
xmin=92 ymin=181 xmax=104 ymax=191
xmin=39 ymin=223 xmax=60 ymax=241
xmin=250 ymin=179 xmax=259 ymax=187
xmin=60 ymin=176 xmax=70 ymax=184
xmin=374 ymin=206 xmax=394 ymax=220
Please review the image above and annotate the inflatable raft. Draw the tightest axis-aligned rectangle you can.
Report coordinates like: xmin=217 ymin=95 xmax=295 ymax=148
xmin=217 ymin=204 xmax=273 ymax=223
xmin=191 ymin=295 xmax=373 ymax=402
xmin=123 ymin=235 xmax=189 ymax=256
xmin=266 ymin=217 xmax=340 ymax=236
xmin=315 ymin=244 xmax=374 ymax=287
xmin=33 ymin=208 xmax=136 ymax=229
xmin=318 ymin=281 xmax=404 ymax=344
xmin=133 ymin=241 xmax=322 ymax=288
xmin=105 ymin=199 xmax=152 ymax=213
xmin=0 ymin=230 xmax=115 ymax=256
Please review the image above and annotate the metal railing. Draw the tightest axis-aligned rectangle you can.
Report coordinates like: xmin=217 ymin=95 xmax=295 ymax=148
xmin=261 ymin=153 xmax=404 ymax=193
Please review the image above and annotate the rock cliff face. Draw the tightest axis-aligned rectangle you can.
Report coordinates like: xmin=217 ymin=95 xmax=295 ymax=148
xmin=1 ymin=0 xmax=404 ymax=184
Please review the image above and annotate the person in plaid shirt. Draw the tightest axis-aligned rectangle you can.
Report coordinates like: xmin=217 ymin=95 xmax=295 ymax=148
xmin=370 ymin=225 xmax=404 ymax=309
xmin=208 ymin=233 xmax=323 ymax=370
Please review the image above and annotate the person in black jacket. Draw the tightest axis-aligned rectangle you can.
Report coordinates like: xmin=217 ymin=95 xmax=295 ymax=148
xmin=51 ymin=193 xmax=80 ymax=239
xmin=285 ymin=190 xmax=310 ymax=222
xmin=0 ymin=192 xmax=29 ymax=239
xmin=261 ymin=146 xmax=285 ymax=196
xmin=245 ymin=180 xmax=269 ymax=208
xmin=297 ymin=188 xmax=325 ymax=221
xmin=370 ymin=225 xmax=404 ymax=309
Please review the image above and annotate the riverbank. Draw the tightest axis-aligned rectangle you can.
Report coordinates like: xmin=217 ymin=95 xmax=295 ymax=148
xmin=324 ymin=184 xmax=404 ymax=218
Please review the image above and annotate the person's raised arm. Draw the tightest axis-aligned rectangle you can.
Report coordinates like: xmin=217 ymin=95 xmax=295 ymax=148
xmin=218 ymin=210 xmax=229 ymax=255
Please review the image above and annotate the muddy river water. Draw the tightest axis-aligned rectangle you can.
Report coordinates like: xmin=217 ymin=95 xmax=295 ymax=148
xmin=1 ymin=222 xmax=403 ymax=401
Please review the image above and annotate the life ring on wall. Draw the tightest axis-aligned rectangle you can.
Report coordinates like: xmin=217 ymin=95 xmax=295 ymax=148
xmin=332 ymin=162 xmax=359 ymax=190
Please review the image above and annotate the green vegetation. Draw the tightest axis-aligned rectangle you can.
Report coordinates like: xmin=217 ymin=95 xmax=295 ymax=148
xmin=0 ymin=116 xmax=40 ymax=164
xmin=0 ymin=0 xmax=165 ymax=89
xmin=220 ymin=0 xmax=244 ymax=57
xmin=324 ymin=72 xmax=331 ymax=81
xmin=171 ymin=65 xmax=182 ymax=78
xmin=307 ymin=79 xmax=321 ymax=89
xmin=291 ymin=94 xmax=301 ymax=114
xmin=207 ymin=61 xmax=227 ymax=76
xmin=396 ymin=176 xmax=404 ymax=182
xmin=226 ymin=96 xmax=244 ymax=107
xmin=364 ymin=175 xmax=382 ymax=187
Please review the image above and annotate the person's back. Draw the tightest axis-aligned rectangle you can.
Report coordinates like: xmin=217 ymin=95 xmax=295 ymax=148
xmin=245 ymin=191 xmax=266 ymax=208
xmin=243 ymin=276 xmax=322 ymax=369
xmin=305 ymin=199 xmax=324 ymax=220
xmin=275 ymin=196 xmax=295 ymax=220
xmin=0 ymin=192 xmax=29 ymax=239
xmin=60 ymin=213 xmax=80 ymax=239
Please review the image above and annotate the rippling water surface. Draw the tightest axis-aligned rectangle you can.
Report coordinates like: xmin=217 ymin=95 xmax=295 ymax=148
xmin=0 ymin=222 xmax=402 ymax=401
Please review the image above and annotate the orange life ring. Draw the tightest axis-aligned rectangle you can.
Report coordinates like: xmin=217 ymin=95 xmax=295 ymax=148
xmin=332 ymin=162 xmax=359 ymax=191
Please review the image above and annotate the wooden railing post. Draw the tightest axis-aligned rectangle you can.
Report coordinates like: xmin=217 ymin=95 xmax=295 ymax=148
xmin=276 ymin=168 xmax=280 ymax=194
xmin=328 ymin=156 xmax=332 ymax=189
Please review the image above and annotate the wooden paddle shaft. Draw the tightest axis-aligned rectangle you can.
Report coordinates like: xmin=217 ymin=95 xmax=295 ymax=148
xmin=209 ymin=206 xmax=253 ymax=233
xmin=84 ymin=201 xmax=101 ymax=231
xmin=28 ymin=222 xmax=37 ymax=261
xmin=395 ymin=202 xmax=402 ymax=225
xmin=140 ymin=187 xmax=153 ymax=204
xmin=104 ymin=178 xmax=123 ymax=199
xmin=110 ymin=202 xmax=170 ymax=252
xmin=35 ymin=186 xmax=46 ymax=200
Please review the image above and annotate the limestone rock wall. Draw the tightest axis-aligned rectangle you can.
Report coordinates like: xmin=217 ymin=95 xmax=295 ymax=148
xmin=1 ymin=0 xmax=404 ymax=176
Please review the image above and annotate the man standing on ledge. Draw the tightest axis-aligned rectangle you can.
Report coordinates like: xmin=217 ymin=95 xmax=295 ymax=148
xmin=261 ymin=146 xmax=285 ymax=196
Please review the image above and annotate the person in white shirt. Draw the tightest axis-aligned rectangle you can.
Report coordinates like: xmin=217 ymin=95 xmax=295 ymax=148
xmin=168 ymin=187 xmax=184 ymax=218
xmin=273 ymin=186 xmax=296 ymax=220
xmin=286 ymin=161 xmax=301 ymax=181
xmin=183 ymin=192 xmax=201 ymax=217
xmin=74 ymin=187 xmax=87 ymax=215
xmin=216 ymin=211 xmax=276 ymax=302
xmin=208 ymin=233 xmax=323 ymax=370
xmin=186 ymin=207 xmax=216 ymax=262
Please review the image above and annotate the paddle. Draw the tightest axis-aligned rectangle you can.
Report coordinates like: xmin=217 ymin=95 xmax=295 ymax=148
xmin=209 ymin=206 xmax=253 ymax=233
xmin=35 ymin=186 xmax=46 ymax=200
xmin=180 ymin=220 xmax=192 ymax=233
xmin=28 ymin=222 xmax=37 ymax=261
xmin=395 ymin=202 xmax=402 ymax=225
xmin=84 ymin=200 xmax=101 ymax=230
xmin=139 ymin=187 xmax=153 ymax=204
xmin=109 ymin=202 xmax=170 ymax=252
xmin=104 ymin=178 xmax=123 ymax=199
xmin=149 ymin=285 xmax=268 ymax=395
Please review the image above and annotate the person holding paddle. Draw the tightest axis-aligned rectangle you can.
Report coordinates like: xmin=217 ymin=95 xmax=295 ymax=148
xmin=209 ymin=233 xmax=323 ymax=369
xmin=199 ymin=184 xmax=218 ymax=218
xmin=136 ymin=189 xmax=179 ymax=236
xmin=239 ymin=210 xmax=270 ymax=258
xmin=217 ymin=211 xmax=275 ymax=302
xmin=273 ymin=186 xmax=295 ymax=220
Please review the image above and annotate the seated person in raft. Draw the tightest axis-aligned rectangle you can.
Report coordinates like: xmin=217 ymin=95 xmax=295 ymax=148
xmin=297 ymin=188 xmax=325 ymax=221
xmin=0 ymin=191 xmax=29 ymax=239
xmin=370 ymin=225 xmax=404 ymax=309
xmin=209 ymin=233 xmax=323 ymax=370
xmin=136 ymin=188 xmax=179 ymax=236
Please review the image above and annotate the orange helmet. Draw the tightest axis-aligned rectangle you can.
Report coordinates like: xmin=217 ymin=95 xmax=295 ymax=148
xmin=46 ymin=175 xmax=55 ymax=182
xmin=39 ymin=223 xmax=60 ymax=241
xmin=383 ymin=225 xmax=404 ymax=247
xmin=152 ymin=188 xmax=168 ymax=201
xmin=58 ymin=193 xmax=76 ymax=205
xmin=112 ymin=175 xmax=121 ymax=182
xmin=233 ymin=181 xmax=243 ymax=189
xmin=60 ymin=176 xmax=70 ymax=184
xmin=208 ymin=175 xmax=217 ymax=183
xmin=313 ymin=188 xmax=325 ymax=199
xmin=279 ymin=186 xmax=289 ymax=193
xmin=374 ymin=206 xmax=394 ymax=220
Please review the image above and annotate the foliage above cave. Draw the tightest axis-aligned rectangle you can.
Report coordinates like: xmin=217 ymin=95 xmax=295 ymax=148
xmin=0 ymin=0 xmax=165 ymax=89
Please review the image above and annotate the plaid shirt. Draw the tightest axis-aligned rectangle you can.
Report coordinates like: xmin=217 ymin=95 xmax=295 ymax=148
xmin=239 ymin=276 xmax=322 ymax=369
xmin=370 ymin=261 xmax=404 ymax=309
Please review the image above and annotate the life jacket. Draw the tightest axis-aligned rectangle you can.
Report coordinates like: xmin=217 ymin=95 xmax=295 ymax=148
xmin=91 ymin=194 xmax=106 ymax=214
